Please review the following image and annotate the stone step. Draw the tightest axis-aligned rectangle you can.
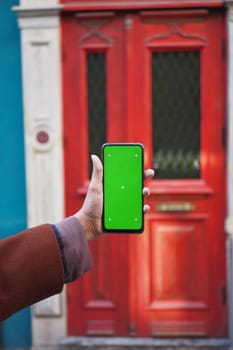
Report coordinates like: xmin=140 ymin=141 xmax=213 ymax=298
xmin=59 ymin=337 xmax=233 ymax=350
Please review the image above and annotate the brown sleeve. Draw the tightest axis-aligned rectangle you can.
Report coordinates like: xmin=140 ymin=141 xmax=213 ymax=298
xmin=0 ymin=224 xmax=64 ymax=321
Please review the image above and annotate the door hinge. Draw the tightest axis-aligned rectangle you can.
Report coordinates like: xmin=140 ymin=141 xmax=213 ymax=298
xmin=222 ymin=126 xmax=227 ymax=149
xmin=222 ymin=286 xmax=227 ymax=305
xmin=62 ymin=45 xmax=67 ymax=62
xmin=222 ymin=38 xmax=226 ymax=60
xmin=63 ymin=134 xmax=68 ymax=148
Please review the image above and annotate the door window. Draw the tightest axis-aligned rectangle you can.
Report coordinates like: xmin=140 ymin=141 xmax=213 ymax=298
xmin=152 ymin=50 xmax=200 ymax=179
xmin=87 ymin=52 xmax=107 ymax=171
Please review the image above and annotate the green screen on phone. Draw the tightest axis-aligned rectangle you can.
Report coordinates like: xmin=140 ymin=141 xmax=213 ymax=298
xmin=102 ymin=143 xmax=144 ymax=232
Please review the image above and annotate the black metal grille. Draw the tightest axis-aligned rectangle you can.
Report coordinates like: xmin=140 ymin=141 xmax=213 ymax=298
xmin=87 ymin=52 xmax=106 ymax=173
xmin=152 ymin=51 xmax=200 ymax=179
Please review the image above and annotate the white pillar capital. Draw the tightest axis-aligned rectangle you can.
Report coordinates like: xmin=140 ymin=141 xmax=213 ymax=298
xmin=12 ymin=3 xmax=63 ymax=29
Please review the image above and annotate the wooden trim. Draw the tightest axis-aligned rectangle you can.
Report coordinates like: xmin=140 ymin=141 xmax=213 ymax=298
xmin=140 ymin=9 xmax=209 ymax=19
xmin=75 ymin=11 xmax=115 ymax=19
xmin=61 ymin=0 xmax=224 ymax=12
xmin=149 ymin=180 xmax=214 ymax=195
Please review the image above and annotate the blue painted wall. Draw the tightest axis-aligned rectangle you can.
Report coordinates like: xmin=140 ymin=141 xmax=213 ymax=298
xmin=0 ymin=0 xmax=31 ymax=348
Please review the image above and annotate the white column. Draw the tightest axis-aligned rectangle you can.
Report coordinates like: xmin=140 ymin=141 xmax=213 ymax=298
xmin=225 ymin=3 xmax=233 ymax=340
xmin=13 ymin=1 xmax=66 ymax=346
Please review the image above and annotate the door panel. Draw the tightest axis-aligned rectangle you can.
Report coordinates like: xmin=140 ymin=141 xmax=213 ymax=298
xmin=151 ymin=220 xmax=208 ymax=305
xmin=135 ymin=215 xmax=210 ymax=336
xmin=62 ymin=9 xmax=226 ymax=336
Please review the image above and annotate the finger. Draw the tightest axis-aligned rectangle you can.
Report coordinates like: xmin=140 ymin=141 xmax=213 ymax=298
xmin=144 ymin=168 xmax=154 ymax=180
xmin=143 ymin=187 xmax=150 ymax=198
xmin=143 ymin=204 xmax=150 ymax=213
xmin=90 ymin=154 xmax=103 ymax=184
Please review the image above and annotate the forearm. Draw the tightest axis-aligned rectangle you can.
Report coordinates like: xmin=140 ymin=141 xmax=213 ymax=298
xmin=0 ymin=217 xmax=93 ymax=321
xmin=0 ymin=224 xmax=64 ymax=321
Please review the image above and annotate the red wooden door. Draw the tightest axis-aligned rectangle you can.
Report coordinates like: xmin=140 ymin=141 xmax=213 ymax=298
xmin=62 ymin=9 xmax=227 ymax=337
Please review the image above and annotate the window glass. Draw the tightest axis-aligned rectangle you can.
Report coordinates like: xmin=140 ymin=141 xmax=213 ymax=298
xmin=87 ymin=52 xmax=106 ymax=173
xmin=152 ymin=51 xmax=200 ymax=179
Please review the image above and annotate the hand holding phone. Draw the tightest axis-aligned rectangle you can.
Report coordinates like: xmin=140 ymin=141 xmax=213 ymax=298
xmin=102 ymin=143 xmax=144 ymax=233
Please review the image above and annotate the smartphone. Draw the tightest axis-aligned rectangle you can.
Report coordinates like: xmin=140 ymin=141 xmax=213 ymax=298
xmin=102 ymin=143 xmax=144 ymax=233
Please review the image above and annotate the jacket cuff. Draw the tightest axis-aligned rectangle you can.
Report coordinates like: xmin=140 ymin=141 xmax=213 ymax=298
xmin=55 ymin=216 xmax=93 ymax=283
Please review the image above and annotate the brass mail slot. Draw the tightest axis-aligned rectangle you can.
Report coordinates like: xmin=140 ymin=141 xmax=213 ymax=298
xmin=156 ymin=202 xmax=195 ymax=212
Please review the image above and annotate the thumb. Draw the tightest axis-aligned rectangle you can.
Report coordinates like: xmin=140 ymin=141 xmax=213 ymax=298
xmin=90 ymin=154 xmax=103 ymax=185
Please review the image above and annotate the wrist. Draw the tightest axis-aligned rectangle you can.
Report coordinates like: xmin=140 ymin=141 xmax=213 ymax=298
xmin=74 ymin=212 xmax=97 ymax=241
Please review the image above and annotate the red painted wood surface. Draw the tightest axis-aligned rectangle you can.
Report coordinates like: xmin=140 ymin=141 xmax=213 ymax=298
xmin=62 ymin=8 xmax=227 ymax=337
xmin=60 ymin=0 xmax=224 ymax=11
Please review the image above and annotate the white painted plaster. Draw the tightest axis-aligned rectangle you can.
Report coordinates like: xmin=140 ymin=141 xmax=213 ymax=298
xmin=21 ymin=0 xmax=59 ymax=7
xmin=14 ymin=2 xmax=66 ymax=346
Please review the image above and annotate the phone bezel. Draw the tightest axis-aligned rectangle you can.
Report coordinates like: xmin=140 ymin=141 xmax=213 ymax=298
xmin=102 ymin=142 xmax=144 ymax=233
